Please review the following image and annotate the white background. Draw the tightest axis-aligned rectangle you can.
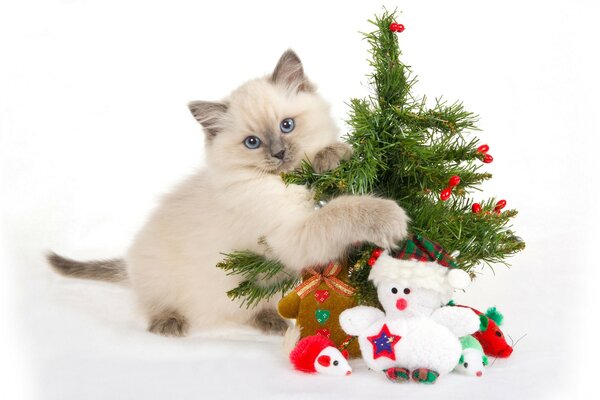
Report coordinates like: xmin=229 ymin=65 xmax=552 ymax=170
xmin=1 ymin=0 xmax=599 ymax=399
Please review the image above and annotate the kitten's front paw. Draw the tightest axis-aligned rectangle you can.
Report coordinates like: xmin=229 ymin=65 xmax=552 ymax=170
xmin=361 ymin=199 xmax=410 ymax=250
xmin=312 ymin=142 xmax=353 ymax=173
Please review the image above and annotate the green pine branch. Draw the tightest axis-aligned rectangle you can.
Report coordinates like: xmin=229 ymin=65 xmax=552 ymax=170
xmin=216 ymin=251 xmax=299 ymax=309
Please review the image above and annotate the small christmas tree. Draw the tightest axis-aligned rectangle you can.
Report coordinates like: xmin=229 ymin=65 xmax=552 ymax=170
xmin=217 ymin=9 xmax=525 ymax=308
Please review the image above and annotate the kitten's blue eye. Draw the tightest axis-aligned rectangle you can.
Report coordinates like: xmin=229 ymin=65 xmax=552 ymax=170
xmin=280 ymin=118 xmax=295 ymax=134
xmin=243 ymin=136 xmax=261 ymax=149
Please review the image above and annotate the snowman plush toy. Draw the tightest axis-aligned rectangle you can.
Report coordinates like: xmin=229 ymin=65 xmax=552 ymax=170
xmin=340 ymin=234 xmax=480 ymax=384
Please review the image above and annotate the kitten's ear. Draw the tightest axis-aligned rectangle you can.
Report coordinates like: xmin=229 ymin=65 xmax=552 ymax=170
xmin=187 ymin=101 xmax=228 ymax=138
xmin=271 ymin=49 xmax=314 ymax=92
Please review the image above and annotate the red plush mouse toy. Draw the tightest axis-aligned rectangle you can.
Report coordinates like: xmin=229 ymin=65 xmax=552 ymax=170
xmin=290 ymin=335 xmax=352 ymax=376
xmin=454 ymin=304 xmax=513 ymax=358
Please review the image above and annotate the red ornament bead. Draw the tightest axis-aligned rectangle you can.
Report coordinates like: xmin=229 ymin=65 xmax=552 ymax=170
xmin=367 ymin=257 xmax=377 ymax=266
xmin=440 ymin=187 xmax=452 ymax=201
xmin=472 ymin=203 xmax=482 ymax=213
xmin=483 ymin=154 xmax=494 ymax=163
xmin=448 ymin=175 xmax=461 ymax=187
xmin=396 ymin=23 xmax=405 ymax=32
xmin=494 ymin=199 xmax=507 ymax=212
xmin=372 ymin=248 xmax=383 ymax=258
xmin=389 ymin=23 xmax=399 ymax=32
xmin=477 ymin=144 xmax=489 ymax=154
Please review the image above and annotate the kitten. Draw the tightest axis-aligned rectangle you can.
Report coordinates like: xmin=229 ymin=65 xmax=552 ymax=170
xmin=48 ymin=50 xmax=409 ymax=337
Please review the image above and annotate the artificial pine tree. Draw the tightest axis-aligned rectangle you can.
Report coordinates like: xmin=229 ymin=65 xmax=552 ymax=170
xmin=217 ymin=10 xmax=525 ymax=308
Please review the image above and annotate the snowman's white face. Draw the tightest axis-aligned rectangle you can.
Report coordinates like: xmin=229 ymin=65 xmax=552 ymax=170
xmin=376 ymin=282 xmax=446 ymax=318
xmin=455 ymin=349 xmax=486 ymax=377
xmin=314 ymin=346 xmax=352 ymax=377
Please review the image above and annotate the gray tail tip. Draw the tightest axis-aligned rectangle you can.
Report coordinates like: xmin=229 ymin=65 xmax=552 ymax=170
xmin=46 ymin=251 xmax=73 ymax=276
xmin=45 ymin=251 xmax=126 ymax=282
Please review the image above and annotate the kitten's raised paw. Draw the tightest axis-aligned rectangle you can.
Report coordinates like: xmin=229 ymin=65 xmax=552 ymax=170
xmin=252 ymin=309 xmax=289 ymax=335
xmin=312 ymin=142 xmax=353 ymax=173
xmin=362 ymin=198 xmax=410 ymax=250
xmin=148 ymin=310 xmax=190 ymax=337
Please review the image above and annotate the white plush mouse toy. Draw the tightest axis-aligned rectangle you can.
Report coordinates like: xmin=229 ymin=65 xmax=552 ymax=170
xmin=454 ymin=335 xmax=488 ymax=377
xmin=290 ymin=335 xmax=352 ymax=377
xmin=340 ymin=234 xmax=480 ymax=384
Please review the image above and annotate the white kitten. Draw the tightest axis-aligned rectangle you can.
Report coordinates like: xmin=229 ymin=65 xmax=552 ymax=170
xmin=49 ymin=50 xmax=409 ymax=336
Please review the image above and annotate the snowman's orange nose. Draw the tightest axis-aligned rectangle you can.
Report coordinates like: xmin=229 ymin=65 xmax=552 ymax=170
xmin=396 ymin=298 xmax=408 ymax=311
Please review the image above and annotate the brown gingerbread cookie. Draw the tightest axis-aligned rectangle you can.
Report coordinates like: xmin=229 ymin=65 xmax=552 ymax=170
xmin=278 ymin=261 xmax=361 ymax=358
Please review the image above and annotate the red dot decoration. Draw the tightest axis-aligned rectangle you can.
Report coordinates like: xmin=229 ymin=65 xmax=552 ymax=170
xmin=477 ymin=144 xmax=489 ymax=154
xmin=389 ymin=22 xmax=405 ymax=32
xmin=448 ymin=175 xmax=461 ymax=187
xmin=440 ymin=188 xmax=452 ymax=201
xmin=494 ymin=199 xmax=507 ymax=213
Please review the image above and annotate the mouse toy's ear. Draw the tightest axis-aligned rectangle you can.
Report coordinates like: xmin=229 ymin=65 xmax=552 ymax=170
xmin=271 ymin=49 xmax=314 ymax=92
xmin=317 ymin=355 xmax=331 ymax=367
xmin=187 ymin=101 xmax=228 ymax=139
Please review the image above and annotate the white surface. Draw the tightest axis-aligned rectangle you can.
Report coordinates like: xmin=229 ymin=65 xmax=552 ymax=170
xmin=1 ymin=0 xmax=599 ymax=399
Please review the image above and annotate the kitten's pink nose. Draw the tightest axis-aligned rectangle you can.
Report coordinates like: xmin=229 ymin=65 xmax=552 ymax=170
xmin=396 ymin=298 xmax=408 ymax=311
xmin=476 ymin=371 xmax=483 ymax=377
xmin=346 ymin=370 xmax=352 ymax=376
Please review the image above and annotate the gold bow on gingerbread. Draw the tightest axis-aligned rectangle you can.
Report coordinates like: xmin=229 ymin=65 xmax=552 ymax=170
xmin=294 ymin=262 xmax=356 ymax=299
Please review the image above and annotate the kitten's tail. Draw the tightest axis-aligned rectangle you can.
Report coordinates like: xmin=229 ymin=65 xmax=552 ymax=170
xmin=47 ymin=252 xmax=127 ymax=283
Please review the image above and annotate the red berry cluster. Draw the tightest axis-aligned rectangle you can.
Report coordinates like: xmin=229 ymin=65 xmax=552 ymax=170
xmin=440 ymin=175 xmax=461 ymax=201
xmin=389 ymin=22 xmax=405 ymax=32
xmin=477 ymin=144 xmax=493 ymax=163
xmin=367 ymin=248 xmax=383 ymax=267
xmin=472 ymin=199 xmax=507 ymax=215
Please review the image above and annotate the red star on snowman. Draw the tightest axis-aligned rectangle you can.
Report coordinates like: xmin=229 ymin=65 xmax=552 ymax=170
xmin=367 ymin=324 xmax=401 ymax=360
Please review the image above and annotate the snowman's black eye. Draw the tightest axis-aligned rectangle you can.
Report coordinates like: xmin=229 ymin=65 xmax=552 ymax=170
xmin=403 ymin=288 xmax=411 ymax=295
xmin=463 ymin=362 xmax=469 ymax=368
xmin=495 ymin=331 xmax=502 ymax=337
xmin=333 ymin=360 xmax=339 ymax=366
xmin=391 ymin=288 xmax=398 ymax=294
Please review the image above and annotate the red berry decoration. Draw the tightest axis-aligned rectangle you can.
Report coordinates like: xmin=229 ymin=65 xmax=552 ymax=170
xmin=472 ymin=203 xmax=482 ymax=213
xmin=448 ymin=175 xmax=461 ymax=187
xmin=367 ymin=257 xmax=377 ymax=266
xmin=494 ymin=199 xmax=507 ymax=213
xmin=477 ymin=144 xmax=489 ymax=154
xmin=483 ymin=154 xmax=494 ymax=163
xmin=440 ymin=187 xmax=452 ymax=201
xmin=389 ymin=22 xmax=405 ymax=32
xmin=371 ymin=248 xmax=383 ymax=258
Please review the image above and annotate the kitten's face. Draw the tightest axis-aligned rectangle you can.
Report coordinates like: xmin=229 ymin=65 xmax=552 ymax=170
xmin=188 ymin=50 xmax=339 ymax=174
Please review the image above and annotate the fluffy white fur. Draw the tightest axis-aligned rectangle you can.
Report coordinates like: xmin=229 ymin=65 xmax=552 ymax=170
xmin=339 ymin=306 xmax=385 ymax=336
xmin=353 ymin=315 xmax=462 ymax=376
xmin=430 ymin=306 xmax=480 ymax=337
xmin=368 ymin=252 xmax=471 ymax=302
